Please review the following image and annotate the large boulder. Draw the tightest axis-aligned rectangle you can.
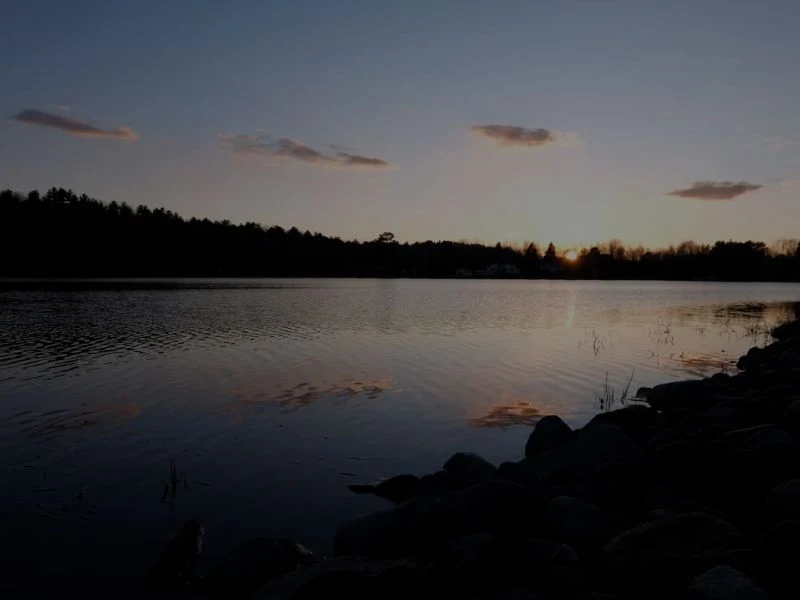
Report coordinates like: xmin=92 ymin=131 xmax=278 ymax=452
xmin=443 ymin=452 xmax=497 ymax=483
xmin=771 ymin=319 xmax=800 ymax=341
xmin=404 ymin=469 xmax=470 ymax=499
xmin=783 ymin=398 xmax=800 ymax=432
xmin=601 ymin=513 xmax=742 ymax=590
xmin=334 ymin=496 xmax=453 ymax=558
xmin=546 ymin=496 xmax=613 ymax=547
xmin=252 ymin=556 xmax=424 ymax=600
xmin=752 ymin=519 xmax=800 ymax=592
xmin=764 ymin=479 xmax=800 ymax=524
xmin=521 ymin=424 xmax=642 ymax=479
xmin=525 ymin=416 xmax=572 ymax=457
xmin=587 ymin=405 xmax=663 ymax=445
xmin=743 ymin=426 xmax=794 ymax=451
xmin=348 ymin=474 xmax=420 ymax=504
xmin=199 ymin=538 xmax=313 ymax=600
xmin=685 ymin=565 xmax=768 ymax=600
xmin=145 ymin=519 xmax=204 ymax=592
xmin=446 ymin=480 xmax=541 ymax=535
xmin=645 ymin=379 xmax=716 ymax=412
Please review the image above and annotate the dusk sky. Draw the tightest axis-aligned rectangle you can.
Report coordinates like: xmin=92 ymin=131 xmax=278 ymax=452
xmin=2 ymin=0 xmax=799 ymax=248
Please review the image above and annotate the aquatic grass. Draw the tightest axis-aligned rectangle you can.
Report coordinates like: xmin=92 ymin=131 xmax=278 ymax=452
xmin=595 ymin=369 xmax=635 ymax=412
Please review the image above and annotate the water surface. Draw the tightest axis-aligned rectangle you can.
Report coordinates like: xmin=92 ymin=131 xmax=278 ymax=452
xmin=1 ymin=279 xmax=798 ymax=582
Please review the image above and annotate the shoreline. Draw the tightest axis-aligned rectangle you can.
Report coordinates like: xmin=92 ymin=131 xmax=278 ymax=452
xmin=136 ymin=320 xmax=800 ymax=599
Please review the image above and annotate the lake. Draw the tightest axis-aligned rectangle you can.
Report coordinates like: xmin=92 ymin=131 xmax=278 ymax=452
xmin=1 ymin=279 xmax=799 ymax=584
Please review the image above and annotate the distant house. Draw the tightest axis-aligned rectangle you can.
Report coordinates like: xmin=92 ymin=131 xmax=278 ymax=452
xmin=455 ymin=268 xmax=473 ymax=277
xmin=500 ymin=264 xmax=520 ymax=276
xmin=484 ymin=264 xmax=520 ymax=277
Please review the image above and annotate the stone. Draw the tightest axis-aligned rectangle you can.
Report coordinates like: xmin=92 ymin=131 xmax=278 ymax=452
xmin=744 ymin=426 xmax=794 ymax=451
xmin=252 ymin=557 xmax=423 ymax=600
xmin=199 ymin=538 xmax=312 ymax=599
xmin=646 ymin=440 xmax=699 ymax=482
xmin=521 ymin=537 xmax=580 ymax=563
xmin=521 ymin=424 xmax=642 ymax=479
xmin=443 ymin=452 xmax=497 ymax=482
xmin=783 ymin=398 xmax=800 ymax=432
xmin=645 ymin=379 xmax=714 ymax=412
xmin=686 ymin=565 xmax=767 ymax=600
xmin=752 ymin=519 xmax=800 ymax=591
xmin=771 ymin=319 xmax=800 ymax=340
xmin=764 ymin=479 xmax=800 ymax=524
xmin=587 ymin=405 xmax=663 ymax=444
xmin=524 ymin=415 xmax=572 ymax=457
xmin=446 ymin=480 xmax=540 ymax=535
xmin=497 ymin=461 xmax=541 ymax=489
xmin=601 ymin=513 xmax=742 ymax=589
xmin=348 ymin=474 xmax=419 ymax=504
xmin=405 ymin=469 xmax=468 ymax=498
xmin=145 ymin=519 xmax=204 ymax=592
xmin=334 ymin=496 xmax=453 ymax=558
xmin=546 ymin=496 xmax=613 ymax=546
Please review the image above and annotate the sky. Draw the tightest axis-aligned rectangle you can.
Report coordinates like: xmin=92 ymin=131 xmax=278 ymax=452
xmin=2 ymin=0 xmax=799 ymax=248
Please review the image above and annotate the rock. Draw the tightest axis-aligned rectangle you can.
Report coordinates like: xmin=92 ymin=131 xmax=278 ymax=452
xmin=601 ymin=513 xmax=742 ymax=590
xmin=405 ymin=470 xmax=468 ymax=498
xmin=348 ymin=474 xmax=419 ymax=504
xmin=783 ymin=398 xmax=800 ymax=432
xmin=334 ymin=496 xmax=453 ymax=558
xmin=752 ymin=519 xmax=800 ymax=591
xmin=686 ymin=565 xmax=767 ymax=600
xmin=446 ymin=480 xmax=541 ymax=535
xmin=443 ymin=452 xmax=497 ymax=482
xmin=672 ymin=501 xmax=727 ymax=520
xmin=525 ymin=415 xmax=572 ymax=457
xmin=521 ymin=424 xmax=642 ymax=479
xmin=199 ymin=538 xmax=312 ymax=599
xmin=743 ymin=426 xmax=794 ymax=451
xmin=497 ymin=461 xmax=541 ymax=489
xmin=771 ymin=319 xmax=800 ymax=341
xmin=521 ymin=537 xmax=580 ymax=563
xmin=764 ymin=479 xmax=800 ymax=524
xmin=587 ymin=405 xmax=663 ymax=444
xmin=645 ymin=379 xmax=715 ymax=412
xmin=145 ymin=519 xmax=204 ymax=592
xmin=488 ymin=590 xmax=546 ymax=600
xmin=252 ymin=557 xmax=424 ymax=600
xmin=646 ymin=440 xmax=699 ymax=482
xmin=546 ymin=496 xmax=613 ymax=546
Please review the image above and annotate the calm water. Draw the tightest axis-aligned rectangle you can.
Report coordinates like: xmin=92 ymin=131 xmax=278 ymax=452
xmin=1 ymin=279 xmax=799 ymax=582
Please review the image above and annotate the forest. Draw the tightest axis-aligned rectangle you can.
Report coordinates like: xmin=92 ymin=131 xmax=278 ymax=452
xmin=1 ymin=187 xmax=798 ymax=280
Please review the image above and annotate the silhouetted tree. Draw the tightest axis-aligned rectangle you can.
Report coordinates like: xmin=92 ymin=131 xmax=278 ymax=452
xmin=0 ymin=188 xmax=797 ymax=281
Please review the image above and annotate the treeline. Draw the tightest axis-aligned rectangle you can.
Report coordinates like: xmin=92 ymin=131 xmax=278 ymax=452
xmin=1 ymin=187 xmax=799 ymax=280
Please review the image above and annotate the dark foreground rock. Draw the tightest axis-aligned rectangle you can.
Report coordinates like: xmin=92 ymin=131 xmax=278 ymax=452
xmin=142 ymin=319 xmax=800 ymax=599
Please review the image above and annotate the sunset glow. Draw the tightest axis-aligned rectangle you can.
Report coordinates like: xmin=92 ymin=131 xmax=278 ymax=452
xmin=565 ymin=250 xmax=578 ymax=262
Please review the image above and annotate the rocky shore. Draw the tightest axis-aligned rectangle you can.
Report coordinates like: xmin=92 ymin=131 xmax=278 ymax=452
xmin=148 ymin=323 xmax=800 ymax=599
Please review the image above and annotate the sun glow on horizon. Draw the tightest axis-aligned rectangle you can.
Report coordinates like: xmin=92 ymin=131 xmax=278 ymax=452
xmin=565 ymin=250 xmax=578 ymax=262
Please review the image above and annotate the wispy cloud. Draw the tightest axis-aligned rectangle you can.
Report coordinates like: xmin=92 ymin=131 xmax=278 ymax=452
xmin=337 ymin=152 xmax=390 ymax=168
xmin=667 ymin=181 xmax=763 ymax=201
xmin=220 ymin=133 xmax=390 ymax=170
xmin=10 ymin=109 xmax=138 ymax=140
xmin=471 ymin=124 xmax=556 ymax=147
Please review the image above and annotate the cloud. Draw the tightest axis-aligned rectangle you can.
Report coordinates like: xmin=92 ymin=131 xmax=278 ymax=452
xmin=220 ymin=133 xmax=390 ymax=169
xmin=10 ymin=109 xmax=138 ymax=140
xmin=471 ymin=124 xmax=556 ymax=147
xmin=667 ymin=181 xmax=763 ymax=201
xmin=337 ymin=152 xmax=390 ymax=168
xmin=274 ymin=138 xmax=337 ymax=164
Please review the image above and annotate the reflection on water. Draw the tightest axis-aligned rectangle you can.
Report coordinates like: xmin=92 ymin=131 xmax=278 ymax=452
xmin=1 ymin=279 xmax=800 ymax=583
xmin=227 ymin=377 xmax=394 ymax=415
xmin=468 ymin=392 xmax=543 ymax=428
